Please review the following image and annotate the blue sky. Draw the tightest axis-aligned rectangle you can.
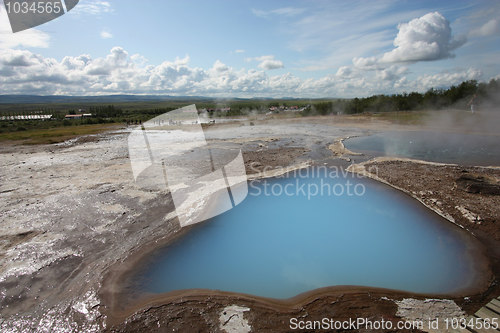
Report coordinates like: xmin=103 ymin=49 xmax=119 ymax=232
xmin=0 ymin=0 xmax=499 ymax=97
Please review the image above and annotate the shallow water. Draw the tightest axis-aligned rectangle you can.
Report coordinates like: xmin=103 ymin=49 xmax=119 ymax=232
xmin=344 ymin=131 xmax=500 ymax=166
xmin=133 ymin=169 xmax=479 ymax=299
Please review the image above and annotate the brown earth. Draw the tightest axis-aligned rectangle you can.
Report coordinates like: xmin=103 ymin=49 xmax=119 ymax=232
xmin=243 ymin=147 xmax=310 ymax=174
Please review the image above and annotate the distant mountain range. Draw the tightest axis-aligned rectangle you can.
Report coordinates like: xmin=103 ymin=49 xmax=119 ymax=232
xmin=0 ymin=95 xmax=306 ymax=104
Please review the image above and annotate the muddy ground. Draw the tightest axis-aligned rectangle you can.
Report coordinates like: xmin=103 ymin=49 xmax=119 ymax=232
xmin=0 ymin=115 xmax=498 ymax=332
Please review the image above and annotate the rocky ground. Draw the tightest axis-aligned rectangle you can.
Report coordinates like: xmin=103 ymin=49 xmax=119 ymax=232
xmin=0 ymin=115 xmax=498 ymax=332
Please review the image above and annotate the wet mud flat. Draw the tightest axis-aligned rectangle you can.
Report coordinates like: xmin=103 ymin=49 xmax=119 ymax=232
xmin=0 ymin=116 xmax=498 ymax=332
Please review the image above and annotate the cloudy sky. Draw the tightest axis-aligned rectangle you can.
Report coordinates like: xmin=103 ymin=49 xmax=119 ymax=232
xmin=0 ymin=0 xmax=499 ymax=97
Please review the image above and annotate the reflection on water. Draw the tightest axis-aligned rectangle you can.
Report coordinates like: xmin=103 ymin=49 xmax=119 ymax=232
xmin=345 ymin=131 xmax=500 ymax=166
xmin=132 ymin=170 xmax=479 ymax=299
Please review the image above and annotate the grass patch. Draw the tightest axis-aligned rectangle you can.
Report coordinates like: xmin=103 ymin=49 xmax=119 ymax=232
xmin=0 ymin=123 xmax=122 ymax=145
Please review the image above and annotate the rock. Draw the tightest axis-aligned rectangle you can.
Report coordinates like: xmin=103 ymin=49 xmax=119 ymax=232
xmin=455 ymin=205 xmax=483 ymax=224
xmin=219 ymin=305 xmax=251 ymax=333
xmin=394 ymin=298 xmax=465 ymax=333
xmin=456 ymin=174 xmax=500 ymax=195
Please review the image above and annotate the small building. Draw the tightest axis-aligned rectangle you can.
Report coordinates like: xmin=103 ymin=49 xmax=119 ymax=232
xmin=65 ymin=114 xmax=83 ymax=120
xmin=64 ymin=114 xmax=92 ymax=120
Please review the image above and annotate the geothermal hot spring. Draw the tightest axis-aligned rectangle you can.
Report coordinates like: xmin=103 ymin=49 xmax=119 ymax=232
xmin=344 ymin=131 xmax=500 ymax=166
xmin=130 ymin=168 xmax=482 ymax=299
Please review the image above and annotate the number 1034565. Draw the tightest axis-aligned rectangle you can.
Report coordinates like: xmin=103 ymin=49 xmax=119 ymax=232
xmin=5 ymin=1 xmax=63 ymax=15
xmin=444 ymin=317 xmax=499 ymax=330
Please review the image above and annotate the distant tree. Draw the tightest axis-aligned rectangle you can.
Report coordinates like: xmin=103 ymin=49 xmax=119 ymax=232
xmin=314 ymin=101 xmax=332 ymax=115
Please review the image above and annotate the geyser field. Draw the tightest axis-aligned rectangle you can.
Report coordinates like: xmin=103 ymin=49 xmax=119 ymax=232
xmin=1 ymin=110 xmax=499 ymax=332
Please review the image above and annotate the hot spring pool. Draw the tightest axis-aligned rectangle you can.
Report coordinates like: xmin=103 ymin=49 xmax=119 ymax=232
xmin=132 ymin=168 xmax=482 ymax=299
xmin=344 ymin=131 xmax=500 ymax=166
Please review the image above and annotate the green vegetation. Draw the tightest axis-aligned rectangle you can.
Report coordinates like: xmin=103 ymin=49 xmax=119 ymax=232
xmin=0 ymin=123 xmax=121 ymax=145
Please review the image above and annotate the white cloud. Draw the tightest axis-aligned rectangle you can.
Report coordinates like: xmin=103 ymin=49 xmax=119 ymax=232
xmin=234 ymin=49 xmax=245 ymax=54
xmin=212 ymin=60 xmax=229 ymax=73
xmin=131 ymin=53 xmax=148 ymax=66
xmin=0 ymin=49 xmax=40 ymax=66
xmin=252 ymin=7 xmax=305 ymax=18
xmin=70 ymin=0 xmax=112 ymax=15
xmin=352 ymin=56 xmax=379 ymax=70
xmin=470 ymin=19 xmax=499 ymax=37
xmin=328 ymin=11 xmax=474 ymax=95
xmin=353 ymin=12 xmax=466 ymax=70
xmin=0 ymin=6 xmax=50 ymax=49
xmin=416 ymin=68 xmax=481 ymax=88
xmin=376 ymin=65 xmax=409 ymax=81
xmin=0 ymin=47 xmax=491 ymax=98
xmin=380 ymin=12 xmax=466 ymax=63
xmin=336 ymin=66 xmax=352 ymax=78
xmin=248 ymin=55 xmax=284 ymax=70
xmin=100 ymin=30 xmax=113 ymax=39
xmin=282 ymin=1 xmax=426 ymax=71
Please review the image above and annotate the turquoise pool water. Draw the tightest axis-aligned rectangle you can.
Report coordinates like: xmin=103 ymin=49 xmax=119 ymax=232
xmin=133 ymin=169 xmax=479 ymax=299
xmin=344 ymin=131 xmax=500 ymax=166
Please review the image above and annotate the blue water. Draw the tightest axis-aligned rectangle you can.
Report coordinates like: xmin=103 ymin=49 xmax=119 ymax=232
xmin=344 ymin=131 xmax=500 ymax=166
xmin=134 ymin=170 xmax=477 ymax=299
